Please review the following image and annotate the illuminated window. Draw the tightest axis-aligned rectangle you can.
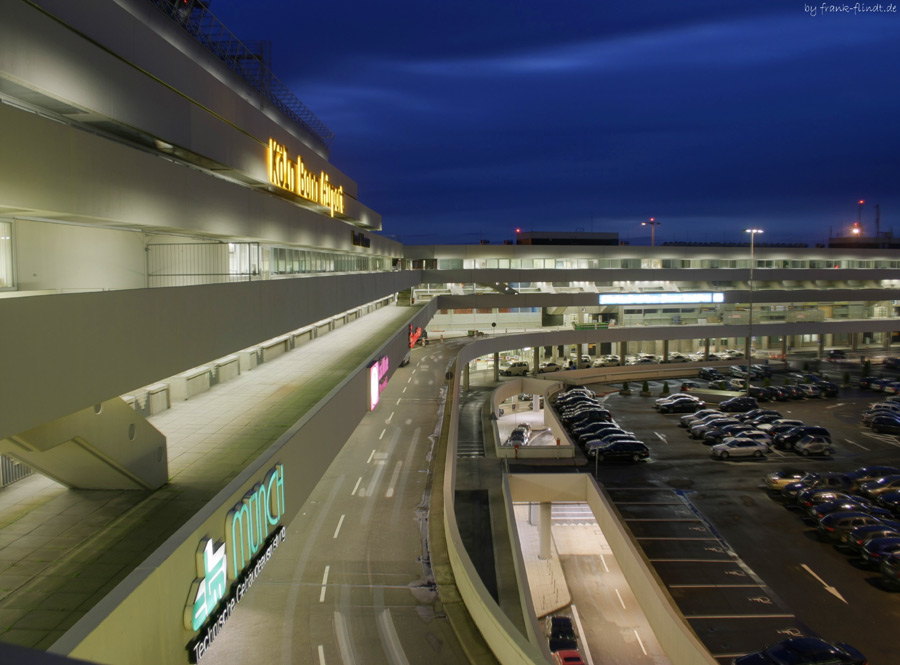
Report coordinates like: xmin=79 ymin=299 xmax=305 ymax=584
xmin=0 ymin=221 xmax=12 ymax=289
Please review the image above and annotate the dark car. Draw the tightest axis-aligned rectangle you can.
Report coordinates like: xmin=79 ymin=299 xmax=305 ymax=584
xmin=764 ymin=468 xmax=809 ymax=491
xmin=658 ymin=398 xmax=705 ymax=414
xmin=781 ymin=472 xmax=854 ymax=502
xmin=680 ymin=408 xmax=721 ymax=427
xmin=704 ymin=423 xmax=755 ymax=445
xmin=720 ymin=396 xmax=758 ymax=412
xmin=817 ymin=512 xmax=894 ymax=543
xmin=848 ymin=524 xmax=900 ymax=555
xmin=767 ymin=386 xmax=792 ymax=401
xmin=827 ymin=349 xmax=847 ymax=361
xmin=846 ymin=465 xmax=900 ymax=487
xmin=699 ymin=367 xmax=724 ymax=380
xmin=773 ymin=425 xmax=831 ymax=451
xmin=748 ymin=386 xmax=772 ymax=402
xmin=880 ymin=552 xmax=900 ymax=587
xmin=818 ymin=381 xmax=840 ymax=397
xmin=811 ymin=500 xmax=892 ymax=524
xmin=582 ymin=434 xmax=640 ymax=453
xmin=871 ymin=414 xmax=900 ymax=435
xmin=731 ymin=637 xmax=866 ymax=665
xmin=590 ymin=439 xmax=650 ymax=463
xmin=860 ymin=536 xmax=900 ymax=566
xmin=874 ymin=488 xmax=900 ymax=513
xmin=738 ymin=408 xmax=782 ymax=423
xmin=549 ymin=638 xmax=579 ymax=654
xmin=546 ymin=616 xmax=576 ymax=641
xmin=781 ymin=385 xmax=805 ymax=400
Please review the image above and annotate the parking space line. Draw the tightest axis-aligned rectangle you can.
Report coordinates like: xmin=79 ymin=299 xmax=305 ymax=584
xmin=614 ymin=588 xmax=626 ymax=609
xmin=379 ymin=429 xmax=386 ymax=440
xmin=319 ymin=565 xmax=330 ymax=602
xmin=318 ymin=644 xmax=326 ymax=665
xmin=845 ymin=437 xmax=870 ymax=451
xmin=351 ymin=477 xmax=362 ymax=496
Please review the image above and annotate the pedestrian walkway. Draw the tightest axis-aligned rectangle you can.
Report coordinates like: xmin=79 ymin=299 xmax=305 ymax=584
xmin=0 ymin=303 xmax=419 ymax=650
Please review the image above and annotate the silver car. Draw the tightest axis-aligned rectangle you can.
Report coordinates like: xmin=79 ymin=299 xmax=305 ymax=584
xmin=793 ymin=435 xmax=835 ymax=457
xmin=710 ymin=437 xmax=769 ymax=459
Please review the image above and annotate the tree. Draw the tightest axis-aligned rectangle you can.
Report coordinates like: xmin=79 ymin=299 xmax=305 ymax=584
xmin=661 ymin=381 xmax=670 ymax=395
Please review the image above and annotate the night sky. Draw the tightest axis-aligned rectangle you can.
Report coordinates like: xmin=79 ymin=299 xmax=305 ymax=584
xmin=209 ymin=1 xmax=900 ymax=246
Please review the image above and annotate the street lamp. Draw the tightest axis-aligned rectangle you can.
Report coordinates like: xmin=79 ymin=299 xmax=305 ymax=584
xmin=745 ymin=228 xmax=763 ymax=394
xmin=642 ymin=218 xmax=660 ymax=246
xmin=858 ymin=199 xmax=865 ymax=227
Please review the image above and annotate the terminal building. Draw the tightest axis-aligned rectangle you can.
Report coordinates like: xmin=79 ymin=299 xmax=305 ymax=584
xmin=0 ymin=1 xmax=898 ymax=664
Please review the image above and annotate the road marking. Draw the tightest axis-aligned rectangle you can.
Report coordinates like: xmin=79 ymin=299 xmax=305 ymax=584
xmin=634 ymin=630 xmax=648 ymax=656
xmin=387 ymin=411 xmax=394 ymax=423
xmin=351 ymin=477 xmax=362 ymax=496
xmin=333 ymin=514 xmax=345 ymax=539
xmin=599 ymin=554 xmax=609 ymax=573
xmin=319 ymin=565 xmax=330 ymax=602
xmin=801 ymin=563 xmax=847 ymax=603
xmin=379 ymin=429 xmax=386 ymax=440
xmin=862 ymin=431 xmax=900 ymax=448
xmin=826 ymin=402 xmax=846 ymax=409
xmin=655 ymin=432 xmax=668 ymax=444
xmin=396 ymin=398 xmax=401 ymax=405
xmin=412 ymin=369 xmax=416 ymax=375
xmin=407 ymin=377 xmax=412 ymax=383
xmin=318 ymin=644 xmax=326 ymax=665
xmin=570 ymin=605 xmax=594 ymax=665
xmin=614 ymin=588 xmax=626 ymax=609
xmin=385 ymin=461 xmax=403 ymax=498
xmin=845 ymin=438 xmax=870 ymax=451
xmin=367 ymin=449 xmax=376 ymax=464
xmin=402 ymin=387 xmax=407 ymax=393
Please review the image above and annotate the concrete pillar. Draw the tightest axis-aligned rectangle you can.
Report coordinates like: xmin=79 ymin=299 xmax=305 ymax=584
xmin=463 ymin=362 xmax=470 ymax=391
xmin=744 ymin=335 xmax=751 ymax=363
xmin=851 ymin=332 xmax=859 ymax=351
xmin=782 ymin=336 xmax=788 ymax=359
xmin=884 ymin=334 xmax=892 ymax=351
xmin=620 ymin=341 xmax=627 ymax=364
xmin=704 ymin=338 xmax=710 ymax=360
xmin=818 ymin=335 xmax=825 ymax=359
xmin=662 ymin=339 xmax=669 ymax=363
xmin=529 ymin=502 xmax=538 ymax=526
xmin=493 ymin=352 xmax=500 ymax=383
xmin=539 ymin=502 xmax=552 ymax=560
xmin=534 ymin=347 xmax=540 ymax=375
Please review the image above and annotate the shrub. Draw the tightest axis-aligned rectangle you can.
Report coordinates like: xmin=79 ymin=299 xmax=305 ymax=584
xmin=661 ymin=381 xmax=670 ymax=395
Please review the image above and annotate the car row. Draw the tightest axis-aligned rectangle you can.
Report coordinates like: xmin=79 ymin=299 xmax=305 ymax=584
xmin=554 ymin=387 xmax=650 ymax=463
xmin=546 ymin=617 xmax=585 ymax=665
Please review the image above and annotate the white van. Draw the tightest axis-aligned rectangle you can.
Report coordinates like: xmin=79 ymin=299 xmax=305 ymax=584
xmin=500 ymin=361 xmax=530 ymax=376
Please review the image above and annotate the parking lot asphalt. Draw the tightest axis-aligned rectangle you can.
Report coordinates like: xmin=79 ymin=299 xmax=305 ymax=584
xmin=575 ymin=377 xmax=900 ymax=665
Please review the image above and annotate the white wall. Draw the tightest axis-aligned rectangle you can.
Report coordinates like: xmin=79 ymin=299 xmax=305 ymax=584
xmin=14 ymin=219 xmax=147 ymax=292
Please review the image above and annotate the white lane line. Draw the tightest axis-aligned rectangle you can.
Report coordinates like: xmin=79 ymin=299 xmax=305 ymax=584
xmin=846 ymin=437 xmax=870 ymax=451
xmin=614 ymin=588 xmax=626 ymax=610
xmin=402 ymin=386 xmax=407 ymax=393
xmin=319 ymin=565 xmax=330 ymax=602
xmin=367 ymin=449 xmax=376 ymax=464
xmin=412 ymin=369 xmax=416 ymax=374
xmin=407 ymin=376 xmax=412 ymax=383
xmin=570 ymin=605 xmax=594 ymax=665
xmin=379 ymin=429 xmax=386 ymax=440
xmin=333 ymin=514 xmax=345 ymax=539
xmin=396 ymin=398 xmax=401 ymax=405
xmin=387 ymin=411 xmax=394 ymax=423
xmin=862 ymin=432 xmax=900 ymax=448
xmin=633 ymin=630 xmax=648 ymax=656
xmin=599 ymin=554 xmax=609 ymax=573
xmin=351 ymin=477 xmax=362 ymax=496
xmin=376 ymin=609 xmax=411 ymax=665
xmin=654 ymin=432 xmax=668 ymax=444
xmin=827 ymin=402 xmax=846 ymax=409
xmin=318 ymin=645 xmax=326 ymax=665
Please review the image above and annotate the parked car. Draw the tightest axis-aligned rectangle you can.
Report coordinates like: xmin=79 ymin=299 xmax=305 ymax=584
xmin=719 ymin=396 xmax=758 ymax=412
xmin=729 ymin=365 xmax=750 ymax=378
xmin=680 ymin=409 xmax=721 ymax=427
xmin=860 ymin=536 xmax=900 ymax=566
xmin=658 ymin=397 xmax=706 ymax=414
xmin=846 ymin=466 xmax=900 ymax=487
xmin=764 ymin=468 xmax=809 ymax=491
xmin=592 ymin=354 xmax=620 ymax=367
xmin=810 ymin=500 xmax=892 ymax=524
xmin=758 ymin=418 xmax=804 ymax=433
xmin=827 ymin=349 xmax=847 ymax=361
xmin=539 ymin=362 xmax=564 ymax=373
xmin=871 ymin=414 xmax=900 ymax=435
xmin=589 ymin=439 xmax=650 ymax=463
xmin=666 ymin=352 xmax=690 ymax=363
xmin=859 ymin=475 xmax=900 ymax=499
xmin=710 ymin=438 xmax=769 ymax=459
xmin=691 ymin=417 xmax=740 ymax=439
xmin=507 ymin=426 xmax=530 ymax=445
xmin=847 ymin=524 xmax=900 ymax=555
xmin=546 ymin=616 xmax=577 ymax=640
xmin=738 ymin=408 xmax=782 ymax=423
xmin=767 ymin=386 xmax=792 ymax=401
xmin=708 ymin=379 xmax=730 ymax=390
xmin=731 ymin=637 xmax=866 ymax=665
xmin=552 ymin=650 xmax=586 ymax=665
xmin=781 ymin=472 xmax=855 ymax=502
xmin=699 ymin=367 xmax=724 ymax=380
xmin=704 ymin=423 xmax=755 ymax=445
xmin=773 ymin=426 xmax=831 ymax=451
xmin=748 ymin=386 xmax=773 ymax=402
xmin=500 ymin=361 xmax=530 ymax=376
xmin=655 ymin=393 xmax=695 ymax=406
xmin=548 ymin=638 xmax=579 ymax=654
xmin=879 ymin=552 xmax=900 ymax=588
xmin=727 ymin=378 xmax=748 ymax=391
xmin=817 ymin=512 xmax=897 ymax=543
xmin=793 ymin=435 xmax=835 ymax=457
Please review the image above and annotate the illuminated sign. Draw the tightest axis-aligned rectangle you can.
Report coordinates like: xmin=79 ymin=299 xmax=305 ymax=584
xmin=185 ymin=464 xmax=286 ymax=662
xmin=369 ymin=356 xmax=389 ymax=410
xmin=599 ymin=292 xmax=725 ymax=306
xmin=267 ymin=139 xmax=345 ymax=217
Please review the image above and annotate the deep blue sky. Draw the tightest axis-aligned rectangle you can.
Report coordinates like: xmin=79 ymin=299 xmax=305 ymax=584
xmin=210 ymin=1 xmax=900 ymax=246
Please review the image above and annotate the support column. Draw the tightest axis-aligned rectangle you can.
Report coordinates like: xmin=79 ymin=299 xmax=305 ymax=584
xmin=493 ymin=352 xmax=500 ymax=383
xmin=782 ymin=336 xmax=788 ymax=360
xmin=620 ymin=341 xmax=627 ymax=364
xmin=662 ymin=339 xmax=669 ymax=363
xmin=884 ymin=334 xmax=891 ymax=351
xmin=463 ymin=362 xmax=470 ymax=391
xmin=851 ymin=332 xmax=859 ymax=351
xmin=744 ymin=335 xmax=751 ymax=363
xmin=704 ymin=338 xmax=710 ymax=360
xmin=539 ymin=502 xmax=552 ymax=560
xmin=818 ymin=335 xmax=825 ymax=360
xmin=534 ymin=347 xmax=540 ymax=375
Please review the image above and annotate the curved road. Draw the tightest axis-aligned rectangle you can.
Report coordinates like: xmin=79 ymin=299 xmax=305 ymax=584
xmin=204 ymin=341 xmax=470 ymax=665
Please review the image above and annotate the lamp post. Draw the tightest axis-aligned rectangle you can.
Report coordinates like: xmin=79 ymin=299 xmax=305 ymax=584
xmin=642 ymin=218 xmax=660 ymax=246
xmin=745 ymin=228 xmax=763 ymax=395
xmin=858 ymin=199 xmax=865 ymax=227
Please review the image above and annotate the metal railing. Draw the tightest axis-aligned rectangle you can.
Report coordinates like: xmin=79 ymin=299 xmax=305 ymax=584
xmin=146 ymin=0 xmax=334 ymax=150
xmin=0 ymin=455 xmax=33 ymax=488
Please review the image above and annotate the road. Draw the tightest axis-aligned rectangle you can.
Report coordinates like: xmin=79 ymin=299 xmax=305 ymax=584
xmin=204 ymin=341 xmax=470 ymax=665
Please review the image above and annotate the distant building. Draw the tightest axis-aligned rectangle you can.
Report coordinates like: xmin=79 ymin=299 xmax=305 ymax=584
xmin=516 ymin=231 xmax=621 ymax=246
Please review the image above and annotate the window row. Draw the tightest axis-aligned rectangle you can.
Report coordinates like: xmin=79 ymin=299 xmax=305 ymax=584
xmin=437 ymin=257 xmax=900 ymax=270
